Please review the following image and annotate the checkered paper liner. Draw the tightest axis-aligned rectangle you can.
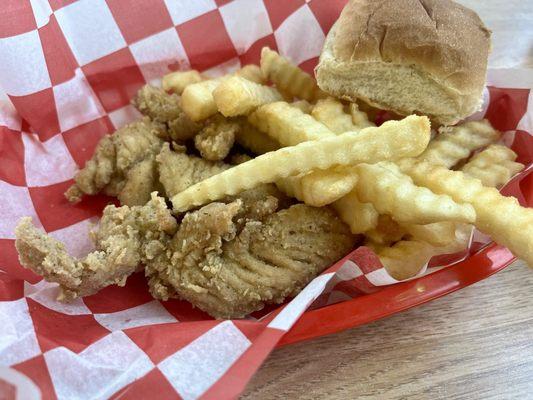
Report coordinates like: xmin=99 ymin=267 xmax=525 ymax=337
xmin=0 ymin=1 xmax=531 ymax=399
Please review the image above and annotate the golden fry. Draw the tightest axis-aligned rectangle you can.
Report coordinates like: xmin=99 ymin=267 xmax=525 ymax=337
xmin=370 ymin=223 xmax=472 ymax=280
xmin=414 ymin=119 xmax=499 ymax=168
xmin=181 ymin=66 xmax=267 ymax=121
xmin=311 ymin=97 xmax=361 ymax=134
xmin=368 ymin=240 xmax=435 ymax=280
xmin=249 ymin=101 xmax=334 ymax=146
xmin=162 ymin=70 xmax=203 ymax=94
xmin=236 ymin=64 xmax=265 ymax=84
xmin=365 ymin=215 xmax=405 ymax=245
xmin=402 ymin=160 xmax=533 ymax=266
xmin=348 ymin=103 xmax=375 ymax=129
xmin=276 ymin=167 xmax=358 ymax=207
xmin=234 ymin=120 xmax=280 ymax=154
xmin=402 ymin=221 xmax=458 ymax=247
xmin=291 ymin=100 xmax=313 ymax=114
xmin=260 ymin=47 xmax=326 ymax=101
xmin=171 ymin=116 xmax=431 ymax=211
xmin=332 ymin=190 xmax=379 ymax=234
xmin=213 ymin=76 xmax=283 ymax=117
xmin=461 ymin=144 xmax=524 ymax=188
xmin=355 ymin=162 xmax=475 ymax=224
xmin=181 ymin=79 xmax=221 ymax=121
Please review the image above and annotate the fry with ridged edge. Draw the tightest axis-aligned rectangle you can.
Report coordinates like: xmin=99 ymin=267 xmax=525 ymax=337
xmin=291 ymin=100 xmax=312 ymax=114
xmin=234 ymin=120 xmax=280 ymax=155
xmin=311 ymin=97 xmax=362 ymax=134
xmin=349 ymin=103 xmax=376 ymax=128
xmin=181 ymin=66 xmax=266 ymax=121
xmin=332 ymin=190 xmax=379 ymax=234
xmin=260 ymin=47 xmax=326 ymax=101
xmin=250 ymin=101 xmax=359 ymax=205
xmin=249 ymin=101 xmax=334 ymax=146
xmin=461 ymin=144 xmax=524 ymax=188
xmin=355 ymin=162 xmax=475 ymax=224
xmin=172 ymin=116 xmax=431 ymax=211
xmin=162 ymin=70 xmax=203 ymax=94
xmin=237 ymin=64 xmax=265 ymax=84
xmin=365 ymin=215 xmax=405 ymax=245
xmin=414 ymin=119 xmax=500 ymax=168
xmin=276 ymin=166 xmax=358 ymax=207
xmin=369 ymin=224 xmax=472 ymax=280
xmin=400 ymin=144 xmax=525 ymax=247
xmin=401 ymin=160 xmax=533 ymax=266
xmin=402 ymin=221 xmax=457 ymax=247
xmin=213 ymin=76 xmax=283 ymax=117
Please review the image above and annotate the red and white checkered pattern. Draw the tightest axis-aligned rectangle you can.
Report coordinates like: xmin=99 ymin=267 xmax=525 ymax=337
xmin=0 ymin=1 xmax=531 ymax=399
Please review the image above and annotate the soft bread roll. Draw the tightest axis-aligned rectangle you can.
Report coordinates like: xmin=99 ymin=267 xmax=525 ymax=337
xmin=316 ymin=0 xmax=491 ymax=125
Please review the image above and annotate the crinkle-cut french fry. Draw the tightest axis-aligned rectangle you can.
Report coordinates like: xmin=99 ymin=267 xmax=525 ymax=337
xmin=348 ymin=103 xmax=376 ymax=129
xmin=236 ymin=64 xmax=265 ymax=84
xmin=260 ymin=47 xmax=326 ymax=102
xmin=275 ymin=167 xmax=358 ymax=207
xmin=291 ymin=100 xmax=312 ymax=114
xmin=414 ymin=119 xmax=500 ymax=168
xmin=402 ymin=221 xmax=458 ymax=246
xmin=181 ymin=67 xmax=266 ymax=121
xmin=181 ymin=79 xmax=222 ymax=121
xmin=172 ymin=116 xmax=431 ymax=211
xmin=399 ymin=146 xmax=524 ymax=247
xmin=332 ymin=190 xmax=379 ymax=234
xmin=213 ymin=76 xmax=283 ymax=117
xmin=461 ymin=144 xmax=525 ymax=188
xmin=311 ymin=97 xmax=361 ymax=134
xmin=248 ymin=101 xmax=335 ymax=146
xmin=401 ymin=160 xmax=533 ymax=266
xmin=365 ymin=215 xmax=406 ymax=245
xmin=162 ymin=70 xmax=203 ymax=94
xmin=369 ymin=224 xmax=472 ymax=280
xmin=367 ymin=240 xmax=436 ymax=280
xmin=234 ymin=120 xmax=280 ymax=155
xmin=355 ymin=162 xmax=476 ymax=224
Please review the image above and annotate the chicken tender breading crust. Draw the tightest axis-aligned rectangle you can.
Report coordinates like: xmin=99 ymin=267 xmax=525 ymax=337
xmin=16 ymin=191 xmax=355 ymax=318
xmin=65 ymin=117 xmax=166 ymax=206
xmin=148 ymin=202 xmax=355 ymax=318
xmin=15 ymin=194 xmax=177 ymax=300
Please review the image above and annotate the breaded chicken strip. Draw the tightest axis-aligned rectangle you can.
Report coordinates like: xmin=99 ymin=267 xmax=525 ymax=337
xmin=156 ymin=143 xmax=229 ymax=197
xmin=132 ymin=85 xmax=202 ymax=142
xmin=17 ymin=187 xmax=354 ymax=318
xmin=15 ymin=194 xmax=177 ymax=300
xmin=65 ymin=117 xmax=165 ymax=206
xmin=147 ymin=201 xmax=356 ymax=318
xmin=194 ymin=114 xmax=239 ymax=161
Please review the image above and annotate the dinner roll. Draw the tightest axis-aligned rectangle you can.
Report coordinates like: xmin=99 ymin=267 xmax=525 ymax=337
xmin=316 ymin=0 xmax=491 ymax=125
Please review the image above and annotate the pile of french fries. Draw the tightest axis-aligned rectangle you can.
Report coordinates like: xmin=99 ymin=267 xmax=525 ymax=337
xmin=162 ymin=47 xmax=532 ymax=280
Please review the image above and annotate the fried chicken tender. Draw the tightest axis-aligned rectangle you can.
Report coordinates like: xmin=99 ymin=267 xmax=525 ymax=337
xmin=65 ymin=117 xmax=166 ymax=206
xmin=17 ymin=186 xmax=353 ymax=318
xmin=15 ymin=194 xmax=178 ymax=301
xmin=147 ymin=201 xmax=356 ymax=318
xmin=156 ymin=143 xmax=229 ymax=197
xmin=133 ymin=85 xmax=202 ymax=141
xmin=194 ymin=114 xmax=239 ymax=161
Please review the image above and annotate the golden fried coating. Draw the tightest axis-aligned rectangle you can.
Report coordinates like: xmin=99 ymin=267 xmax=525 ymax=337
xmin=18 ymin=188 xmax=353 ymax=318
xmin=147 ymin=201 xmax=355 ymax=318
xmin=65 ymin=117 xmax=165 ymax=205
xmin=15 ymin=194 xmax=177 ymax=300
xmin=156 ymin=143 xmax=229 ymax=197
xmin=133 ymin=85 xmax=202 ymax=141
xmin=194 ymin=114 xmax=239 ymax=161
